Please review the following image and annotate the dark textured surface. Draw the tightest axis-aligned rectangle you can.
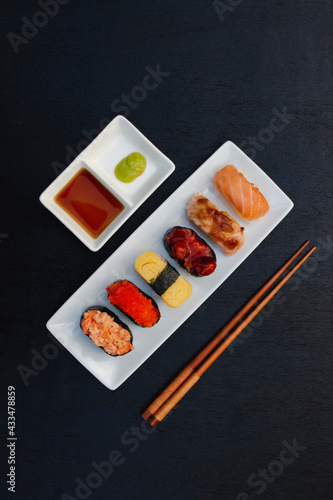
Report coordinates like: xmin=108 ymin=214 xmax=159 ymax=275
xmin=1 ymin=1 xmax=333 ymax=499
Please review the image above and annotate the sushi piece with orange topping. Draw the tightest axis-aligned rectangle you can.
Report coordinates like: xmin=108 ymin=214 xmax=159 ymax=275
xmin=80 ymin=306 xmax=134 ymax=356
xmin=106 ymin=280 xmax=161 ymax=327
xmin=214 ymin=164 xmax=269 ymax=221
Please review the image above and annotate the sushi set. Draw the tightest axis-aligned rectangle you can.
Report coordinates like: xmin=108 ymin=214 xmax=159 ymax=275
xmin=46 ymin=138 xmax=293 ymax=389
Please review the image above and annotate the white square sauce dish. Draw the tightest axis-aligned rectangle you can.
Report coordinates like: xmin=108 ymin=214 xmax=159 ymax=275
xmin=40 ymin=115 xmax=175 ymax=251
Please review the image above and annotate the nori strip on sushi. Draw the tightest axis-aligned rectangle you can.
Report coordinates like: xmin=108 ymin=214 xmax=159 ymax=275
xmin=135 ymin=251 xmax=192 ymax=308
xmin=80 ymin=305 xmax=134 ymax=356
xmin=150 ymin=263 xmax=179 ymax=296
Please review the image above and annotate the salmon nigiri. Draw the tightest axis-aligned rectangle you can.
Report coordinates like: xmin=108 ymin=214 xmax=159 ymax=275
xmin=214 ymin=165 xmax=269 ymax=221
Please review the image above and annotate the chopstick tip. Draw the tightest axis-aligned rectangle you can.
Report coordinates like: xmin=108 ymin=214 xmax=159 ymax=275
xmin=149 ymin=416 xmax=160 ymax=427
xmin=141 ymin=409 xmax=152 ymax=420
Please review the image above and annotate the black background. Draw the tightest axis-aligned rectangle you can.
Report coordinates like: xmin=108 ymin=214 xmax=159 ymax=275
xmin=1 ymin=1 xmax=333 ymax=499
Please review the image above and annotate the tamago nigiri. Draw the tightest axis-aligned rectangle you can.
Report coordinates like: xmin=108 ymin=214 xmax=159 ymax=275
xmin=214 ymin=164 xmax=269 ymax=221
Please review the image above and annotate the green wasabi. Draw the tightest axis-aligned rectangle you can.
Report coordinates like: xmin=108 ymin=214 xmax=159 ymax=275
xmin=114 ymin=152 xmax=147 ymax=183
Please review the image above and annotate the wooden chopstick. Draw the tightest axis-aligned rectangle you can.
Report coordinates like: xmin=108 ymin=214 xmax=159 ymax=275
xmin=142 ymin=240 xmax=310 ymax=421
xmin=147 ymin=244 xmax=316 ymax=426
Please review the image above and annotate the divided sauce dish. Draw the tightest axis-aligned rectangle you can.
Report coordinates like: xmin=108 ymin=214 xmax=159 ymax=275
xmin=39 ymin=115 xmax=175 ymax=251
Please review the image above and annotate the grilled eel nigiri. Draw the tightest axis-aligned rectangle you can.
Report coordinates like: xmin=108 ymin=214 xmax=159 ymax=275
xmin=187 ymin=194 xmax=245 ymax=256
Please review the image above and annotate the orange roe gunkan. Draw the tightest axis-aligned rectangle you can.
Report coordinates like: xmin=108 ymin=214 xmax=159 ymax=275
xmin=106 ymin=280 xmax=160 ymax=328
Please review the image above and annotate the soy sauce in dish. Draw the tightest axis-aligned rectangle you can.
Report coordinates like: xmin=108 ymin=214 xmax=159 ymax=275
xmin=55 ymin=169 xmax=124 ymax=239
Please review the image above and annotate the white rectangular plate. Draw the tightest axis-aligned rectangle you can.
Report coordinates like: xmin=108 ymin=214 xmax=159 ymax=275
xmin=47 ymin=141 xmax=293 ymax=389
xmin=40 ymin=115 xmax=175 ymax=251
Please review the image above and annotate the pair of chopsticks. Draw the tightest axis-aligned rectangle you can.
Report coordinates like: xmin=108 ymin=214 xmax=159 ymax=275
xmin=142 ymin=241 xmax=316 ymax=426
